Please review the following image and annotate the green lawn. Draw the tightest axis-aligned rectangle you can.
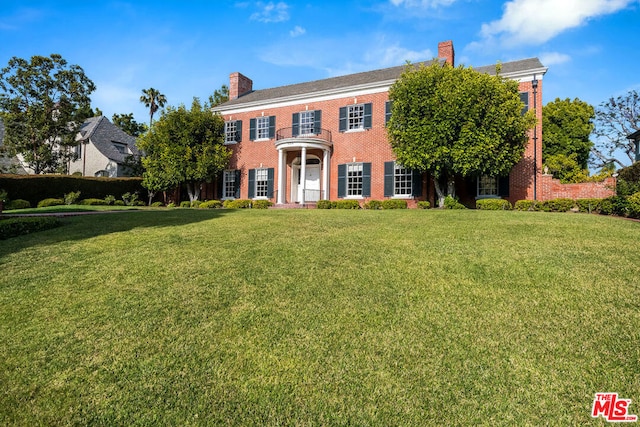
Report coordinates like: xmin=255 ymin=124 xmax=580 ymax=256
xmin=1 ymin=209 xmax=638 ymax=426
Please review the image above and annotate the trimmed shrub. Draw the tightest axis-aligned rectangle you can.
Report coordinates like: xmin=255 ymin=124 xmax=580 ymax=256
xmin=476 ymin=198 xmax=512 ymax=210
xmin=444 ymin=195 xmax=466 ymax=209
xmin=540 ymin=198 xmax=575 ymax=212
xmin=0 ymin=217 xmax=62 ymax=240
xmin=334 ymin=200 xmax=360 ymax=209
xmin=626 ymin=192 xmax=640 ymax=218
xmin=224 ymin=199 xmax=252 ymax=209
xmin=199 ymin=200 xmax=222 ymax=209
xmin=5 ymin=199 xmax=31 ymax=210
xmin=252 ymin=200 xmax=273 ymax=209
xmin=180 ymin=201 xmax=192 ymax=208
xmin=166 ymin=202 xmax=176 ymax=208
xmin=114 ymin=200 xmax=125 ymax=206
xmin=575 ymin=198 xmax=602 ymax=214
xmin=600 ymin=196 xmax=628 ymax=216
xmin=382 ymin=199 xmax=408 ymax=209
xmin=79 ymin=198 xmax=108 ymax=206
xmin=151 ymin=201 xmax=164 ymax=207
xmin=191 ymin=200 xmax=202 ymax=208
xmin=514 ymin=200 xmax=540 ymax=211
xmin=104 ymin=195 xmax=116 ymax=205
xmin=122 ymin=192 xmax=139 ymax=206
xmin=363 ymin=200 xmax=383 ymax=210
xmin=316 ymin=200 xmax=336 ymax=209
xmin=37 ymin=198 xmax=64 ymax=208
xmin=417 ymin=201 xmax=431 ymax=209
xmin=64 ymin=191 xmax=81 ymax=205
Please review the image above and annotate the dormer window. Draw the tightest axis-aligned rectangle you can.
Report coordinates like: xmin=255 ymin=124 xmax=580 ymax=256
xmin=112 ymin=142 xmax=128 ymax=154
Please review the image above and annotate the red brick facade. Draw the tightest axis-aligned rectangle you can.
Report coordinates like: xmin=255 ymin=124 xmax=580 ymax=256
xmin=212 ymin=41 xmax=552 ymax=207
xmin=539 ymin=175 xmax=616 ymax=200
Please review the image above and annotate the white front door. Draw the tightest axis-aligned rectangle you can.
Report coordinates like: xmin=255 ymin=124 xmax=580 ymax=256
xmin=295 ymin=165 xmax=321 ymax=202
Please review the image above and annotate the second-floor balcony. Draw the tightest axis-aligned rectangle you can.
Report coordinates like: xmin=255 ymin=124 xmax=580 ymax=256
xmin=274 ymin=127 xmax=333 ymax=151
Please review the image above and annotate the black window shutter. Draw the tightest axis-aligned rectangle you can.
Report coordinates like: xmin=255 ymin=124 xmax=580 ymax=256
xmin=234 ymin=170 xmax=241 ymax=199
xmin=337 ymin=164 xmax=346 ymax=198
xmin=498 ymin=175 xmax=510 ymax=197
xmin=412 ymin=169 xmax=423 ymax=197
xmin=235 ymin=120 xmax=242 ymax=142
xmin=267 ymin=168 xmax=274 ymax=198
xmin=249 ymin=118 xmax=256 ymax=141
xmin=292 ymin=113 xmax=299 ymax=137
xmin=268 ymin=116 xmax=276 ymax=139
xmin=363 ymin=103 xmax=372 ymax=129
xmin=520 ymin=92 xmax=529 ymax=115
xmin=216 ymin=172 xmax=224 ymax=199
xmin=248 ymin=169 xmax=255 ymax=199
xmin=339 ymin=107 xmax=347 ymax=132
xmin=314 ymin=110 xmax=322 ymax=135
xmin=385 ymin=101 xmax=392 ymax=126
xmin=362 ymin=162 xmax=372 ymax=197
xmin=384 ymin=161 xmax=394 ymax=197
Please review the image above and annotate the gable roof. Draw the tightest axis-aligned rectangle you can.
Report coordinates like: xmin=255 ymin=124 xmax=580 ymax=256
xmin=77 ymin=116 xmax=139 ymax=163
xmin=214 ymin=57 xmax=547 ymax=112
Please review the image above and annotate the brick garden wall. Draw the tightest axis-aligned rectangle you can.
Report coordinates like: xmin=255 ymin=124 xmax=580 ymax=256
xmin=538 ymin=174 xmax=616 ymax=200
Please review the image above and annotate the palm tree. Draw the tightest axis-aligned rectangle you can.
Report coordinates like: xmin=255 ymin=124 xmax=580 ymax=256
xmin=140 ymin=88 xmax=167 ymax=128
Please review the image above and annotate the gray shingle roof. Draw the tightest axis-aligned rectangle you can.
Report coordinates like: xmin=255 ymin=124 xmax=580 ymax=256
xmin=215 ymin=57 xmax=546 ymax=110
xmin=77 ymin=116 xmax=139 ymax=163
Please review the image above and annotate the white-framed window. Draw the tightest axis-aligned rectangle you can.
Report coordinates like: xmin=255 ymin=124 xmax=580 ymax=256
xmin=394 ymin=163 xmax=412 ymax=196
xmin=478 ymin=175 xmax=498 ymax=197
xmin=299 ymin=110 xmax=315 ymax=135
xmin=347 ymin=163 xmax=363 ymax=196
xmin=256 ymin=116 xmax=270 ymax=140
xmin=348 ymin=104 xmax=365 ymax=130
xmin=223 ymin=170 xmax=237 ymax=199
xmin=224 ymin=121 xmax=237 ymax=144
xmin=255 ymin=168 xmax=269 ymax=198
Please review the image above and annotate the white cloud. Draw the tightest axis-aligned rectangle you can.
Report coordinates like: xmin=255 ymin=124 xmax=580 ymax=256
xmin=539 ymin=52 xmax=571 ymax=66
xmin=365 ymin=44 xmax=434 ymax=68
xmin=289 ymin=25 xmax=305 ymax=37
xmin=481 ymin=0 xmax=638 ymax=46
xmin=250 ymin=2 xmax=290 ymax=23
xmin=389 ymin=0 xmax=457 ymax=7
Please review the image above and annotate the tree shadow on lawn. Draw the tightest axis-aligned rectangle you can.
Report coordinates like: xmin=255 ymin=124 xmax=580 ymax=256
xmin=0 ymin=209 xmax=234 ymax=259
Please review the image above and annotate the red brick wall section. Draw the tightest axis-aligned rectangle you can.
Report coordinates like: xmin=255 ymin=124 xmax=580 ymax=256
xmin=229 ymin=72 xmax=253 ymax=100
xmin=438 ymin=41 xmax=455 ymax=66
xmin=538 ymin=174 xmax=616 ymax=200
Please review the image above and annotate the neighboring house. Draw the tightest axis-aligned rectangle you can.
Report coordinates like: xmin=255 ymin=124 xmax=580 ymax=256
xmin=211 ymin=40 xmax=548 ymax=207
xmin=0 ymin=119 xmax=28 ymax=174
xmin=628 ymin=129 xmax=640 ymax=163
xmin=68 ymin=116 xmax=140 ymax=177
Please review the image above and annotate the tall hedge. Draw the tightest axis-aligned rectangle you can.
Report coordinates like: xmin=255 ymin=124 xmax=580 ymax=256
xmin=0 ymin=174 xmax=144 ymax=205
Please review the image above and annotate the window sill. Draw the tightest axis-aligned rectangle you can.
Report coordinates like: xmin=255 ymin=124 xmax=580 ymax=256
xmin=224 ymin=141 xmax=238 ymax=145
xmin=344 ymin=128 xmax=365 ymax=133
xmin=475 ymin=195 xmax=501 ymax=200
xmin=344 ymin=196 xmax=364 ymax=199
xmin=392 ymin=195 xmax=413 ymax=199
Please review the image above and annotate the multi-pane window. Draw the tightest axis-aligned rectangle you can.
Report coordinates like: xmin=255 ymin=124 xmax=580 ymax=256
xmin=347 ymin=163 xmax=363 ymax=196
xmin=224 ymin=121 xmax=237 ymax=143
xmin=478 ymin=175 xmax=498 ymax=197
xmin=255 ymin=168 xmax=269 ymax=198
xmin=256 ymin=116 xmax=270 ymax=140
xmin=348 ymin=104 xmax=365 ymax=130
xmin=394 ymin=163 xmax=412 ymax=196
xmin=299 ymin=111 xmax=315 ymax=135
xmin=223 ymin=170 xmax=237 ymax=199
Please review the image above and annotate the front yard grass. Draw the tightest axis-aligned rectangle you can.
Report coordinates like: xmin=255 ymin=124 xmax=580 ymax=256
xmin=0 ymin=209 xmax=638 ymax=425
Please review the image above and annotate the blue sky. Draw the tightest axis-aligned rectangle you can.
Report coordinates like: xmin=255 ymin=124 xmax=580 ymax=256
xmin=1 ymin=0 xmax=639 ymax=126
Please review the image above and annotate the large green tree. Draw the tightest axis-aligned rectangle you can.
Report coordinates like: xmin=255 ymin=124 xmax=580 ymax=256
xmin=542 ymin=98 xmax=594 ymax=169
xmin=139 ymin=87 xmax=167 ymax=128
xmin=387 ymin=62 xmax=535 ymax=206
xmin=592 ymin=89 xmax=640 ymax=168
xmin=137 ymin=98 xmax=231 ymax=203
xmin=112 ymin=113 xmax=147 ymax=137
xmin=0 ymin=54 xmax=96 ymax=174
xmin=208 ymin=84 xmax=229 ymax=107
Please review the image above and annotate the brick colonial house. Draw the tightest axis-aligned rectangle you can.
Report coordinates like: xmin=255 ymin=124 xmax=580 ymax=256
xmin=211 ymin=40 xmax=548 ymax=207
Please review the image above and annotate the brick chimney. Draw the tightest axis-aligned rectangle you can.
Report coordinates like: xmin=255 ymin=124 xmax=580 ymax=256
xmin=438 ymin=40 xmax=455 ymax=66
xmin=229 ymin=72 xmax=253 ymax=100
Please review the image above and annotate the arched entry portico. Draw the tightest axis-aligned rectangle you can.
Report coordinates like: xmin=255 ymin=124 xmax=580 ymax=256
xmin=274 ymin=128 xmax=332 ymax=204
